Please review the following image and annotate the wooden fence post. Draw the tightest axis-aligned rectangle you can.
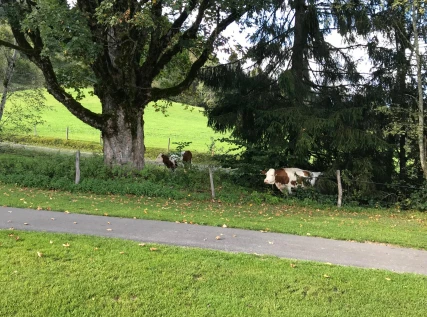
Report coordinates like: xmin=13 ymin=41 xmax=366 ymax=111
xmin=209 ymin=167 xmax=215 ymax=200
xmin=75 ymin=150 xmax=80 ymax=184
xmin=66 ymin=127 xmax=69 ymax=140
xmin=167 ymin=138 xmax=170 ymax=153
xmin=337 ymin=170 xmax=342 ymax=207
xmin=100 ymin=132 xmax=103 ymax=145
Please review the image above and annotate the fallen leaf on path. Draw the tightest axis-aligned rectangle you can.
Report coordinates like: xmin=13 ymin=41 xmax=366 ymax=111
xmin=385 ymin=277 xmax=391 ymax=281
xmin=24 ymin=223 xmax=29 ymax=225
xmin=222 ymin=224 xmax=227 ymax=228
xmin=37 ymin=251 xmax=43 ymax=257
xmin=215 ymin=236 xmax=221 ymax=240
xmin=323 ymin=274 xmax=330 ymax=278
xmin=290 ymin=263 xmax=296 ymax=268
xmin=62 ymin=243 xmax=70 ymax=247
xmin=150 ymin=247 xmax=158 ymax=251
xmin=106 ymin=228 xmax=112 ymax=231
xmin=138 ymin=243 xmax=146 ymax=247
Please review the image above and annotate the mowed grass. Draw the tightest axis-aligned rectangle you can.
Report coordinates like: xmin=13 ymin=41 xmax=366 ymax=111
xmin=1 ymin=230 xmax=426 ymax=317
xmin=2 ymin=183 xmax=427 ymax=250
xmin=3 ymin=89 xmax=228 ymax=152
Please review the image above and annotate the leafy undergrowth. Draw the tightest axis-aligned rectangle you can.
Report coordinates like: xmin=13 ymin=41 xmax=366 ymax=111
xmin=1 ymin=230 xmax=426 ymax=317
xmin=2 ymin=183 xmax=427 ymax=250
xmin=0 ymin=146 xmax=238 ymax=200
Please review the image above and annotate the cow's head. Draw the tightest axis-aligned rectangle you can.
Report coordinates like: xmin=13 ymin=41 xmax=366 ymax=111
xmin=155 ymin=153 xmax=165 ymax=163
xmin=263 ymin=168 xmax=276 ymax=185
xmin=309 ymin=172 xmax=322 ymax=186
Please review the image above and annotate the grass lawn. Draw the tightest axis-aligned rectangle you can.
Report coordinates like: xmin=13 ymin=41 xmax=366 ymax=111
xmin=3 ymin=89 xmax=229 ymax=152
xmin=2 ymin=183 xmax=427 ymax=250
xmin=1 ymin=230 xmax=426 ymax=317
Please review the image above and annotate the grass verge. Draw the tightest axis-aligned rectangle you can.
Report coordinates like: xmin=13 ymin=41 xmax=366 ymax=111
xmin=1 ymin=230 xmax=426 ymax=317
xmin=2 ymin=183 xmax=427 ymax=250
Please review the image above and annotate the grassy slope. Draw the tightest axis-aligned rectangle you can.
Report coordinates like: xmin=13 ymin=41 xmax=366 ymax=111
xmin=3 ymin=89 xmax=228 ymax=152
xmin=1 ymin=230 xmax=426 ymax=317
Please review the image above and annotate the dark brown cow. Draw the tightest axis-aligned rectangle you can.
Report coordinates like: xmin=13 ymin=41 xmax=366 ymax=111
xmin=181 ymin=150 xmax=192 ymax=164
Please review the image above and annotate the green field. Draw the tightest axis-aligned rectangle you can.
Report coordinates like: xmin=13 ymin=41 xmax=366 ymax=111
xmin=3 ymin=89 xmax=229 ymax=152
xmin=1 ymin=230 xmax=426 ymax=317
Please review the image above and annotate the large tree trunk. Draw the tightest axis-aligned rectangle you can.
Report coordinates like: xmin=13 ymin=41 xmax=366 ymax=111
xmin=0 ymin=48 xmax=18 ymax=121
xmin=291 ymin=0 xmax=309 ymax=101
xmin=102 ymin=104 xmax=145 ymax=169
xmin=291 ymin=0 xmax=307 ymax=81
xmin=411 ymin=2 xmax=427 ymax=180
xmin=398 ymin=132 xmax=407 ymax=180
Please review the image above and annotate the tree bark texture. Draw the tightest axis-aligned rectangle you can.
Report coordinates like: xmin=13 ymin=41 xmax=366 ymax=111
xmin=0 ymin=48 xmax=18 ymax=122
xmin=411 ymin=2 xmax=427 ymax=180
xmin=291 ymin=0 xmax=309 ymax=100
xmin=102 ymin=106 xmax=145 ymax=169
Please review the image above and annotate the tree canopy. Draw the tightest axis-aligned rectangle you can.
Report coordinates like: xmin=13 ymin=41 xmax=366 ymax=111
xmin=0 ymin=0 xmax=275 ymax=168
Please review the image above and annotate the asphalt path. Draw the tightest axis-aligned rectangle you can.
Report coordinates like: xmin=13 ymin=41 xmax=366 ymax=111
xmin=1 ymin=206 xmax=427 ymax=275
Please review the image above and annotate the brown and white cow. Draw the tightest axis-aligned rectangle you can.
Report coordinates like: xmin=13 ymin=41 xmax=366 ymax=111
xmin=262 ymin=167 xmax=322 ymax=194
xmin=155 ymin=153 xmax=178 ymax=171
xmin=156 ymin=150 xmax=192 ymax=170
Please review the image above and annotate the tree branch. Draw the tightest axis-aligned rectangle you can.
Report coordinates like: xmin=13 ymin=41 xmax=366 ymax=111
xmin=151 ymin=11 xmax=241 ymax=100
xmin=0 ymin=39 xmax=34 ymax=54
xmin=143 ymin=0 xmax=212 ymax=79
xmin=2 ymin=2 xmax=106 ymax=130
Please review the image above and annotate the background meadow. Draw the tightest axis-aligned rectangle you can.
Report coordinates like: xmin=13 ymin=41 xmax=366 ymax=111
xmin=2 ymin=89 xmax=229 ymax=153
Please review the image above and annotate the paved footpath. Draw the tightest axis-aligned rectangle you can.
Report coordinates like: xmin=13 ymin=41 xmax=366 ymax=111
xmin=1 ymin=206 xmax=427 ymax=275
